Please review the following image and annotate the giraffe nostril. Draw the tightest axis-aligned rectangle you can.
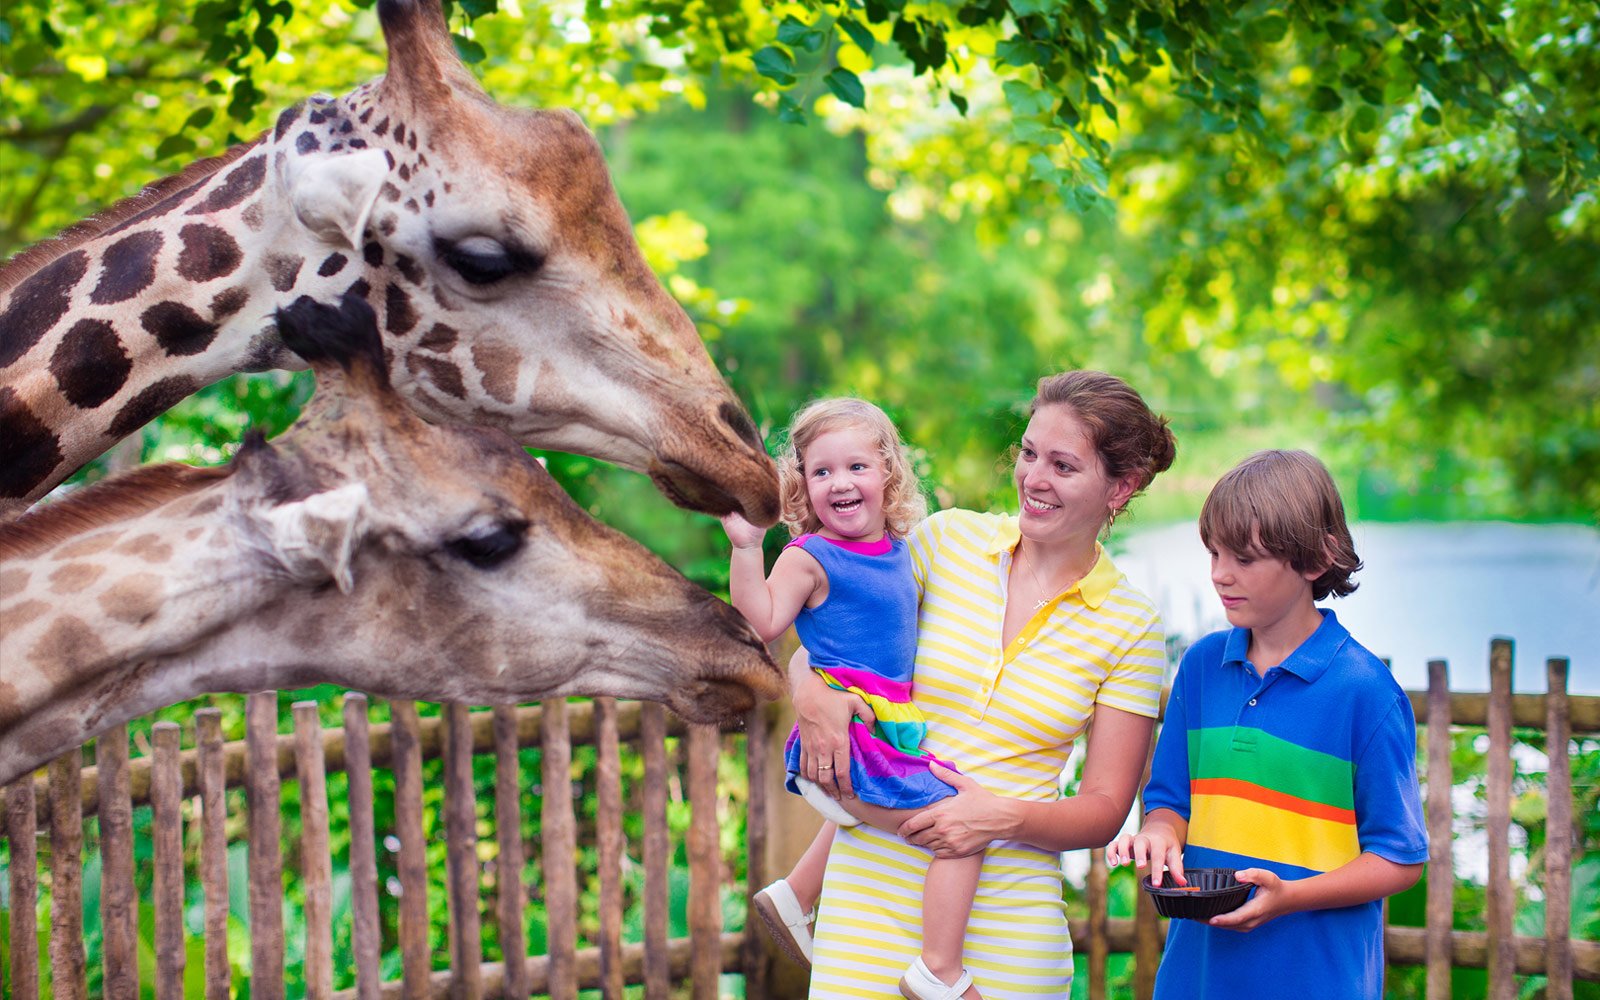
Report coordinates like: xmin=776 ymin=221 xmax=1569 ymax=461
xmin=718 ymin=401 xmax=762 ymax=453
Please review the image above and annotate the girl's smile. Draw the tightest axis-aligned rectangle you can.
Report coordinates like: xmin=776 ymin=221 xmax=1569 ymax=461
xmin=803 ymin=427 xmax=887 ymax=542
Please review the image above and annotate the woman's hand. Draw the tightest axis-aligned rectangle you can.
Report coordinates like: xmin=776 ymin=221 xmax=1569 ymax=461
xmin=896 ymin=763 xmax=1016 ymax=858
xmin=790 ymin=647 xmax=874 ymax=798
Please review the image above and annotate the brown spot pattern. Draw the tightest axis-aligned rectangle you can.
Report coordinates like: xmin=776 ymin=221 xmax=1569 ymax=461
xmin=53 ymin=531 xmax=122 ymax=559
xmin=186 ymin=155 xmax=267 ymax=215
xmin=0 ymin=250 xmax=90 ymax=368
xmin=418 ymin=323 xmax=458 ymax=351
xmin=0 ymin=599 xmax=49 ymax=633
xmin=241 ymin=203 xmax=266 ymax=230
xmin=0 ymin=386 xmax=65 ymax=499
xmin=472 ymin=340 xmax=519 ymax=404
xmin=385 ymin=283 xmax=419 ymax=335
xmin=0 ymin=567 xmax=29 ymax=599
xmin=108 ymin=376 xmax=200 ymax=438
xmin=177 ymin=224 xmax=243 ymax=282
xmin=266 ymin=253 xmax=305 ymax=292
xmin=99 ymin=573 xmax=164 ymax=625
xmin=406 ymin=353 xmax=467 ymax=400
xmin=318 ymin=253 xmax=348 ymax=277
xmin=50 ymin=319 xmax=132 ymax=408
xmin=48 ymin=562 xmax=105 ymax=594
xmin=29 ymin=615 xmax=109 ymax=671
xmin=211 ymin=286 xmax=251 ymax=321
xmin=90 ymin=231 xmax=164 ymax=304
xmin=143 ymin=301 xmax=218 ymax=356
xmin=116 ymin=533 xmax=174 ymax=563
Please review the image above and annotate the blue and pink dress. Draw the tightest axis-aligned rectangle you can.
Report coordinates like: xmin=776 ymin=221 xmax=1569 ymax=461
xmin=782 ymin=533 xmax=959 ymax=810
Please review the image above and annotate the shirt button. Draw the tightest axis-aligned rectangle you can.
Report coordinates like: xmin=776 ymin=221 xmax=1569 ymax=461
xmin=1248 ymin=698 xmax=1258 ymax=706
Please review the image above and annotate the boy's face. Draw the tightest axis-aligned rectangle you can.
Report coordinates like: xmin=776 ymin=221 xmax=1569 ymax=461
xmin=1208 ymin=539 xmax=1321 ymax=633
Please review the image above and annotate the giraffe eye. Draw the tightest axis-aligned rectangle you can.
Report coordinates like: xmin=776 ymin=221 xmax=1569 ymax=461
xmin=435 ymin=236 xmax=544 ymax=286
xmin=446 ymin=520 xmax=527 ymax=569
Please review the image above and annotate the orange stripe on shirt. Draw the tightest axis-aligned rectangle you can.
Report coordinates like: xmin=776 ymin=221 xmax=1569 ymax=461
xmin=1191 ymin=776 xmax=1357 ymax=825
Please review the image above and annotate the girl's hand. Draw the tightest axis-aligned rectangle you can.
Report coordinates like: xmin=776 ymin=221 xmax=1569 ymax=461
xmin=1206 ymin=869 xmax=1287 ymax=931
xmin=721 ymin=512 xmax=767 ymax=550
xmin=896 ymin=763 xmax=1013 ymax=858
xmin=790 ymin=648 xmax=873 ymax=798
xmin=1106 ymin=824 xmax=1187 ymax=887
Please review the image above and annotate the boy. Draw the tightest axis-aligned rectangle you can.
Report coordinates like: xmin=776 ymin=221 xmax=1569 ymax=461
xmin=1107 ymin=450 xmax=1427 ymax=999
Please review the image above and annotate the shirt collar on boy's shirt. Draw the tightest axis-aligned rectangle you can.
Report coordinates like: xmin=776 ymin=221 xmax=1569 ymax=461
xmin=1221 ymin=607 xmax=1351 ymax=684
xmin=984 ymin=515 xmax=1120 ymax=610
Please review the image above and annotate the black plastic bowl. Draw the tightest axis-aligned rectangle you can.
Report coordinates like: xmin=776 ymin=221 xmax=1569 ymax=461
xmin=1140 ymin=867 xmax=1251 ymax=919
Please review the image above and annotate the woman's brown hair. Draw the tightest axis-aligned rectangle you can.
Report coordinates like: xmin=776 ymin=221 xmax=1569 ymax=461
xmin=1030 ymin=370 xmax=1177 ymax=527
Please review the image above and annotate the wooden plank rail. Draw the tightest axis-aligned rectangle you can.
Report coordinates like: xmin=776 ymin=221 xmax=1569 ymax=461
xmin=2 ymin=639 xmax=1596 ymax=1000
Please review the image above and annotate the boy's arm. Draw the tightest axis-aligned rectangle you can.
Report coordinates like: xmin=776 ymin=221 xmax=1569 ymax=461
xmin=722 ymin=517 xmax=820 ymax=642
xmin=1208 ymin=854 xmax=1422 ymax=931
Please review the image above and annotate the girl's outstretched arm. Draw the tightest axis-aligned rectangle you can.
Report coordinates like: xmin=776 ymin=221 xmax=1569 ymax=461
xmin=721 ymin=514 xmax=823 ymax=642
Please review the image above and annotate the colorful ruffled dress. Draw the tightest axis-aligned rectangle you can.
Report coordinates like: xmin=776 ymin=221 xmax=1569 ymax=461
xmin=781 ymin=533 xmax=958 ymax=810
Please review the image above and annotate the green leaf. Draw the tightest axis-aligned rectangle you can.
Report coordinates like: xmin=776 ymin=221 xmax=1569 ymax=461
xmin=1351 ymin=105 xmax=1379 ymax=132
xmin=1310 ymin=85 xmax=1343 ymax=112
xmin=776 ymin=93 xmax=807 ymax=124
xmin=156 ymin=134 xmax=199 ymax=160
xmin=185 ymin=107 xmax=216 ymax=130
xmin=839 ymin=17 xmax=875 ymax=55
xmin=753 ymin=45 xmax=797 ymax=85
xmin=1252 ymin=13 xmax=1289 ymax=43
xmin=776 ymin=16 xmax=825 ymax=53
xmin=1382 ymin=0 xmax=1408 ymax=23
xmin=824 ymin=67 xmax=866 ymax=108
xmin=1011 ymin=0 xmax=1053 ymax=16
xmin=950 ymin=91 xmax=969 ymax=115
xmin=1011 ymin=119 xmax=1062 ymax=145
xmin=452 ymin=33 xmax=486 ymax=64
xmin=1002 ymin=79 xmax=1051 ymax=117
xmin=1420 ymin=104 xmax=1441 ymax=126
xmin=459 ymin=0 xmax=497 ymax=16
xmin=40 ymin=18 xmax=62 ymax=47
xmin=995 ymin=38 xmax=1035 ymax=68
xmin=253 ymin=24 xmax=278 ymax=61
xmin=0 ymin=18 xmax=12 ymax=45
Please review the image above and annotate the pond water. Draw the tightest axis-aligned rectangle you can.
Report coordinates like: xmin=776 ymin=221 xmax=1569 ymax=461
xmin=1114 ymin=521 xmax=1600 ymax=695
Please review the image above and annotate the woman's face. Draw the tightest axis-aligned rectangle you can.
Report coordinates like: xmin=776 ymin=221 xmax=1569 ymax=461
xmin=1013 ymin=404 xmax=1137 ymax=550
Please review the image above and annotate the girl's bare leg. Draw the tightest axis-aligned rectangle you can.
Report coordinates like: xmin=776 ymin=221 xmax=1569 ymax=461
xmin=785 ymin=821 xmax=836 ymax=910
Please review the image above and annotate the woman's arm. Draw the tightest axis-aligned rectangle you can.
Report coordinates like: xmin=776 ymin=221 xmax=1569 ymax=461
xmin=789 ymin=646 xmax=875 ymax=798
xmin=898 ymin=705 xmax=1156 ymax=856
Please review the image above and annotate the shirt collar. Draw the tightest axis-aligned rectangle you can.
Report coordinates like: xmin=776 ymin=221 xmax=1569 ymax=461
xmin=986 ymin=514 xmax=1121 ymax=611
xmin=1222 ymin=608 xmax=1350 ymax=682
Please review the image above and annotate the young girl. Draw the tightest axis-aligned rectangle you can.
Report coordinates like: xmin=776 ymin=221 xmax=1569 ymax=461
xmin=721 ymin=397 xmax=984 ymax=1000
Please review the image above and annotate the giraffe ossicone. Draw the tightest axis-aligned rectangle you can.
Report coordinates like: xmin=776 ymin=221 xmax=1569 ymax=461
xmin=0 ymin=293 xmax=783 ymax=787
xmin=0 ymin=0 xmax=778 ymax=526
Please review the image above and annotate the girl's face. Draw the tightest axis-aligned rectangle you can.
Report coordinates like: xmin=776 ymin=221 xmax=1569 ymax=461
xmin=1013 ymin=404 xmax=1137 ymax=550
xmin=802 ymin=426 xmax=888 ymax=542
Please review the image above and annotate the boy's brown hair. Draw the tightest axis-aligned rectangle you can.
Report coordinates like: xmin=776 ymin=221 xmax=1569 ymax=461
xmin=1199 ymin=449 xmax=1362 ymax=600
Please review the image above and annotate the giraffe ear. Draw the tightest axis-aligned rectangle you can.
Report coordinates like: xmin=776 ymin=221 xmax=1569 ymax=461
xmin=281 ymin=148 xmax=389 ymax=250
xmin=261 ymin=483 xmax=370 ymax=594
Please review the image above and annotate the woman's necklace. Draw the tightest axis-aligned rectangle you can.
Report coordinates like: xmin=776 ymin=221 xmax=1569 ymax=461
xmin=1017 ymin=547 xmax=1085 ymax=611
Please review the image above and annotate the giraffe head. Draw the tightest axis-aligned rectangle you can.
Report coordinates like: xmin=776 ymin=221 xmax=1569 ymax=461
xmin=270 ymin=0 xmax=779 ymax=522
xmin=0 ymin=0 xmax=778 ymax=525
xmin=0 ymin=293 xmax=781 ymax=782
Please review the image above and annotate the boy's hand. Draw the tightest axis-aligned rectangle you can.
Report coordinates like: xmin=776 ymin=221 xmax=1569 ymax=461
xmin=1106 ymin=822 xmax=1186 ymax=887
xmin=720 ymin=512 xmax=767 ymax=550
xmin=1207 ymin=868 xmax=1286 ymax=931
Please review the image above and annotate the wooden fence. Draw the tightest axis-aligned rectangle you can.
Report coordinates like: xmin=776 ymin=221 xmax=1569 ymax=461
xmin=1 ymin=637 xmax=1596 ymax=999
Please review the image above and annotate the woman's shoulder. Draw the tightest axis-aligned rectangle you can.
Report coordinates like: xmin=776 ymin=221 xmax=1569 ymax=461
xmin=912 ymin=507 xmax=1004 ymax=541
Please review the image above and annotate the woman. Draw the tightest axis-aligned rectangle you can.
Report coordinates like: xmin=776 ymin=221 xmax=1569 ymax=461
xmin=790 ymin=370 xmax=1177 ymax=999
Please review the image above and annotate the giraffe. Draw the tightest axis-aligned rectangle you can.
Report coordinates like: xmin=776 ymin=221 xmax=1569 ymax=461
xmin=0 ymin=293 xmax=782 ymax=786
xmin=0 ymin=0 xmax=778 ymax=525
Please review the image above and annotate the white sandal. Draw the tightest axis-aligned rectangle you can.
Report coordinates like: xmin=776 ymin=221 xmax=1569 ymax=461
xmin=752 ymin=879 xmax=815 ymax=967
xmin=898 ymin=956 xmax=975 ymax=1000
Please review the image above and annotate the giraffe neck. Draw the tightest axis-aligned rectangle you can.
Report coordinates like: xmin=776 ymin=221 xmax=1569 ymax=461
xmin=0 ymin=86 xmax=416 ymax=518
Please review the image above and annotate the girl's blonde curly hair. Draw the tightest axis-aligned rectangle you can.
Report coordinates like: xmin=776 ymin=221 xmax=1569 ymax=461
xmin=777 ymin=397 xmax=927 ymax=539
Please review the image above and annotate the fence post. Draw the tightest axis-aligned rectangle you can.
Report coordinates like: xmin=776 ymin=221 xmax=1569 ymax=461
xmin=5 ymin=775 xmax=40 ymax=1000
xmin=152 ymin=723 xmax=185 ymax=1000
xmin=247 ymin=691 xmax=286 ymax=1000
xmin=687 ymin=724 xmax=721 ymax=999
xmin=343 ymin=693 xmax=383 ymax=1000
xmin=542 ymin=698 xmax=578 ymax=999
xmin=1486 ymin=638 xmax=1515 ymax=999
xmin=1545 ymin=657 xmax=1573 ymax=1000
xmin=596 ymin=697 xmax=626 ymax=1000
xmin=390 ymin=701 xmax=432 ymax=995
xmin=1425 ymin=660 xmax=1453 ymax=1000
xmin=443 ymin=703 xmax=483 ymax=1000
xmin=295 ymin=702 xmax=335 ymax=999
xmin=641 ymin=702 xmax=670 ymax=1000
xmin=494 ymin=704 xmax=529 ymax=1000
xmin=97 ymin=724 xmax=138 ymax=1000
xmin=196 ymin=709 xmax=231 ymax=1000
xmin=1087 ymin=848 xmax=1109 ymax=1000
xmin=742 ymin=704 xmax=772 ymax=1000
